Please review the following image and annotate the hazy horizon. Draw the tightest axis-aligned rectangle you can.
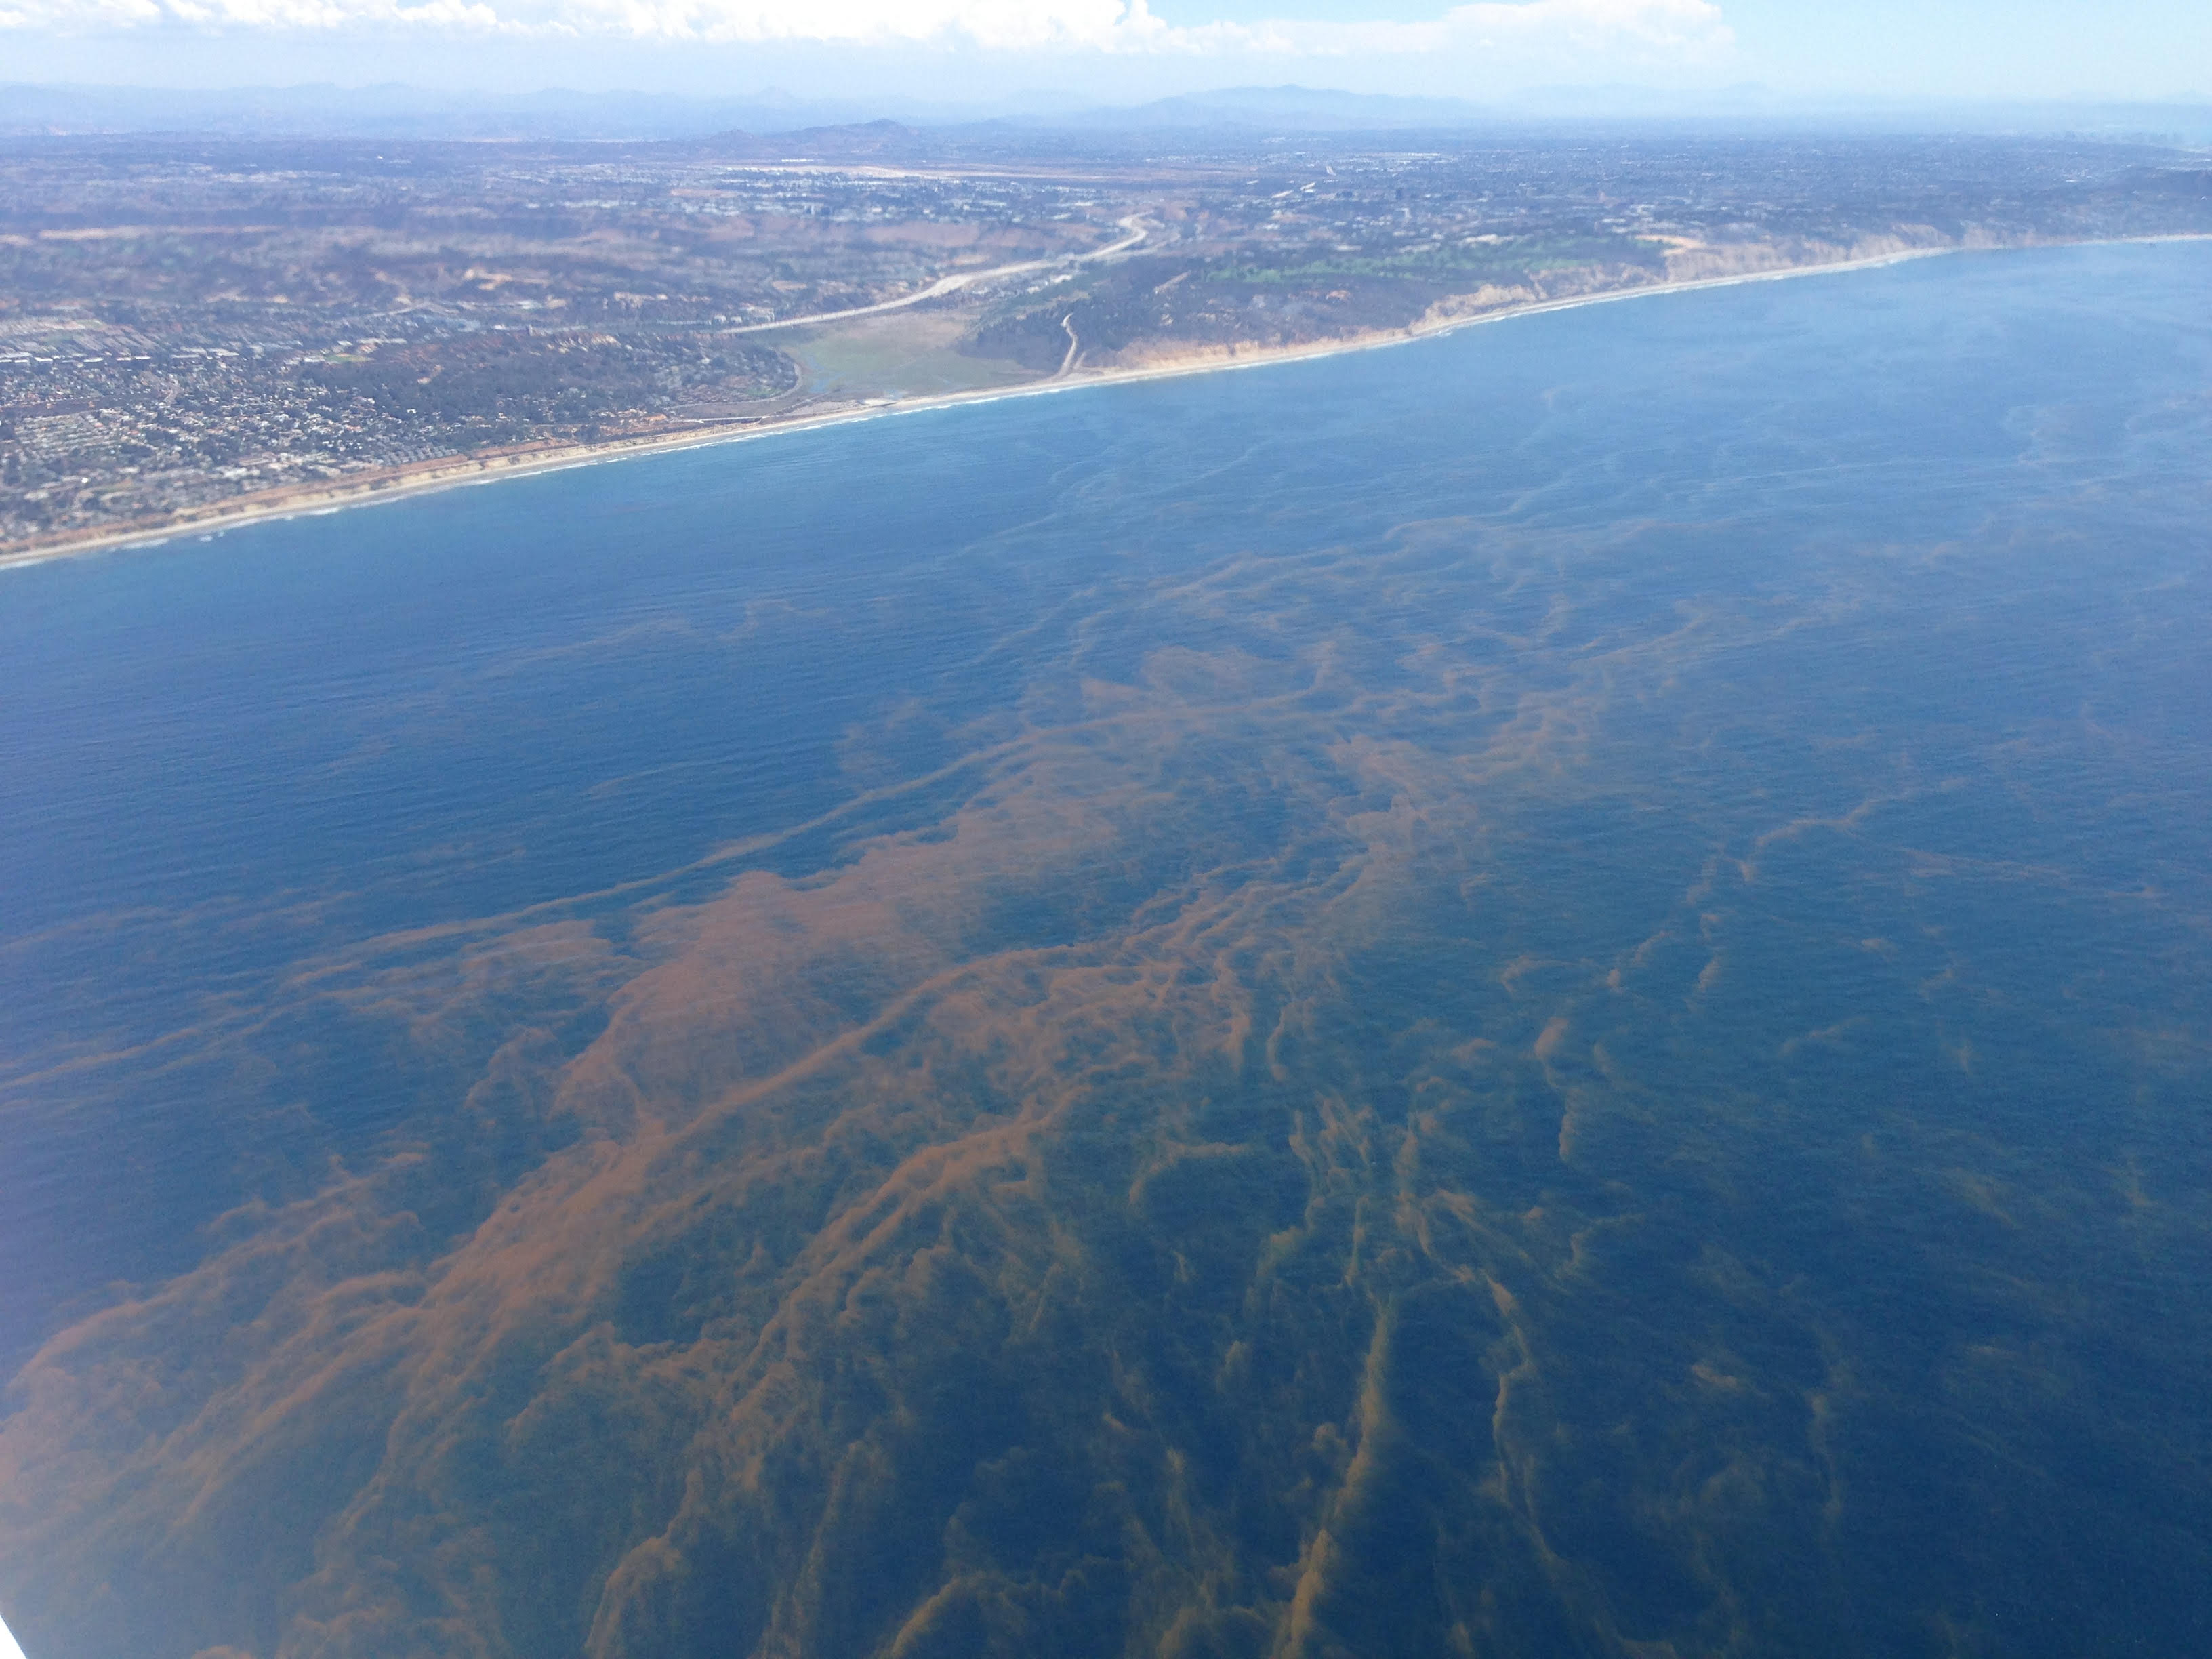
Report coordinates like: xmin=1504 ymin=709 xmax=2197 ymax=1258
xmin=1 ymin=1 xmax=2205 ymax=115
xmin=4 ymin=77 xmax=2211 ymax=145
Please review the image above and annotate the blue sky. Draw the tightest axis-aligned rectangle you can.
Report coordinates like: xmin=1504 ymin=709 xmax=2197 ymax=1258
xmin=1 ymin=0 xmax=2206 ymax=105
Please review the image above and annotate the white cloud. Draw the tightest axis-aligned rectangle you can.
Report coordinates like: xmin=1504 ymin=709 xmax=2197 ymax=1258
xmin=0 ymin=0 xmax=1733 ymax=64
xmin=0 ymin=0 xmax=1162 ymax=39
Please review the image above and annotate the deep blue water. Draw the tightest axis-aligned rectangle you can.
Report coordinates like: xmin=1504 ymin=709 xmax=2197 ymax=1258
xmin=2 ymin=241 xmax=2210 ymax=1659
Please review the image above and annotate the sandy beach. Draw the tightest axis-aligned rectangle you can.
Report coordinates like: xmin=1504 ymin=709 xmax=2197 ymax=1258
xmin=8 ymin=236 xmax=2193 ymax=575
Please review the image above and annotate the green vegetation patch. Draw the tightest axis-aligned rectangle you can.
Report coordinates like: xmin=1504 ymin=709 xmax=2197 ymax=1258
xmin=1207 ymin=234 xmax=1667 ymax=287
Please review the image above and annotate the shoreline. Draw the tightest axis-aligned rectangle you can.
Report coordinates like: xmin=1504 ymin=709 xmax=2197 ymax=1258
xmin=4 ymin=234 xmax=2203 ymax=574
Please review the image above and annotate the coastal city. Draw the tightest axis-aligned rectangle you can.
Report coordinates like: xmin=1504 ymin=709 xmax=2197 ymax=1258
xmin=4 ymin=125 xmax=2209 ymax=557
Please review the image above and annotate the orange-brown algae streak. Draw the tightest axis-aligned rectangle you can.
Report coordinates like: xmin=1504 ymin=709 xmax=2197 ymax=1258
xmin=0 ymin=543 xmax=1963 ymax=1659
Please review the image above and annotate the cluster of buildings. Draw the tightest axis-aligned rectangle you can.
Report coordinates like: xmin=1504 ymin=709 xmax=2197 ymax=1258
xmin=4 ymin=129 xmax=2204 ymax=552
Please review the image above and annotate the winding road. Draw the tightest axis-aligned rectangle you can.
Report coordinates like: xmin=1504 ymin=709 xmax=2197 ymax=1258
xmin=725 ymin=215 xmax=1151 ymax=337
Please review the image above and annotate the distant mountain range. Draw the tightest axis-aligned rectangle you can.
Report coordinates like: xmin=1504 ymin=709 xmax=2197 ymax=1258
xmin=1026 ymin=85 xmax=1496 ymax=131
xmin=3 ymin=79 xmax=2209 ymax=145
xmin=0 ymin=82 xmax=916 ymax=140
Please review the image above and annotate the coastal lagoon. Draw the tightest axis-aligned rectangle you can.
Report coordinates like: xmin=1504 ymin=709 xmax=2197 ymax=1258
xmin=3 ymin=241 xmax=2209 ymax=1658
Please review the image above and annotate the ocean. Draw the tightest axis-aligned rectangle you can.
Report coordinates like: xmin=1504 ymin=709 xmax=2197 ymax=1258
xmin=2 ymin=241 xmax=2209 ymax=1658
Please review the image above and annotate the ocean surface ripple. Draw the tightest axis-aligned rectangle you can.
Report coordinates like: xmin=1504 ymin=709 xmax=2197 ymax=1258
xmin=2 ymin=241 xmax=2209 ymax=1659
